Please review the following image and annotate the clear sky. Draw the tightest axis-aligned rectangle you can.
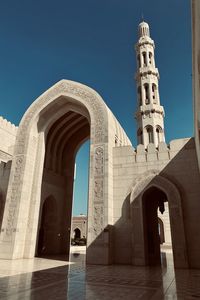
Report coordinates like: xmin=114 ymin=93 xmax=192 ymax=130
xmin=0 ymin=0 xmax=192 ymax=215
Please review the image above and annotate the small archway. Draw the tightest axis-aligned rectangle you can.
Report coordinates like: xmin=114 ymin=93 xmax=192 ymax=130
xmin=149 ymin=52 xmax=153 ymax=65
xmin=144 ymin=83 xmax=150 ymax=104
xmin=142 ymin=51 xmax=147 ymax=67
xmin=145 ymin=125 xmax=154 ymax=144
xmin=152 ymin=83 xmax=157 ymax=104
xmin=156 ymin=126 xmax=163 ymax=143
xmin=142 ymin=187 xmax=167 ymax=265
xmin=74 ymin=228 xmax=81 ymax=239
xmin=37 ymin=196 xmax=58 ymax=256
xmin=131 ymin=172 xmax=188 ymax=269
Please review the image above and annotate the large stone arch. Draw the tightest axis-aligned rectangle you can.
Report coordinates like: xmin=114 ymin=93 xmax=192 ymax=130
xmin=130 ymin=171 xmax=189 ymax=269
xmin=0 ymin=80 xmax=131 ymax=263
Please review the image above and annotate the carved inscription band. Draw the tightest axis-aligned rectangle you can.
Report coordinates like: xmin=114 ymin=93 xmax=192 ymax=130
xmin=93 ymin=146 xmax=104 ymax=237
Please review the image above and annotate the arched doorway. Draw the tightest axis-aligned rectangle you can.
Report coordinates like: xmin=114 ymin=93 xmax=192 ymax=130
xmin=74 ymin=228 xmax=81 ymax=239
xmin=142 ymin=187 xmax=167 ymax=265
xmin=0 ymin=80 xmax=131 ymax=264
xmin=37 ymin=196 xmax=58 ymax=256
xmin=131 ymin=172 xmax=188 ymax=269
xmin=37 ymin=108 xmax=90 ymax=259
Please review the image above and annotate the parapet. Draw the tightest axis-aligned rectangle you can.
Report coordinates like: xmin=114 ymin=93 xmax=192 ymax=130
xmin=113 ymin=137 xmax=192 ymax=164
xmin=0 ymin=116 xmax=18 ymax=135
xmin=0 ymin=116 xmax=18 ymax=158
xmin=135 ymin=138 xmax=192 ymax=162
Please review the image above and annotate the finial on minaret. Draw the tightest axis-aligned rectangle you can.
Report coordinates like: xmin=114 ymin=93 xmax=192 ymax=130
xmin=134 ymin=21 xmax=165 ymax=148
xmin=138 ymin=20 xmax=150 ymax=37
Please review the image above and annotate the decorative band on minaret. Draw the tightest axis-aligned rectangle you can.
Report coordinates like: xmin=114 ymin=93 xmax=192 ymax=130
xmin=135 ymin=21 xmax=165 ymax=148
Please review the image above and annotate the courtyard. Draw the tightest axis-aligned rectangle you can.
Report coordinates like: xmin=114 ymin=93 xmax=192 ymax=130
xmin=0 ymin=247 xmax=200 ymax=299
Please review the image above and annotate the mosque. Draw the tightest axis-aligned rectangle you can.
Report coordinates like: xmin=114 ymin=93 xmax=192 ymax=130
xmin=0 ymin=16 xmax=200 ymax=270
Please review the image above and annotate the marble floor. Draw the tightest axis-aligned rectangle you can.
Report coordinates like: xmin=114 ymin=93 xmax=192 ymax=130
xmin=0 ymin=247 xmax=200 ymax=299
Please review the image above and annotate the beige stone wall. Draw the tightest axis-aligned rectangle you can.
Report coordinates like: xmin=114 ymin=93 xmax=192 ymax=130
xmin=0 ymin=117 xmax=18 ymax=229
xmin=112 ymin=137 xmax=200 ymax=268
xmin=0 ymin=117 xmax=17 ymax=160
xmin=0 ymin=79 xmax=199 ymax=269
xmin=71 ymin=216 xmax=87 ymax=239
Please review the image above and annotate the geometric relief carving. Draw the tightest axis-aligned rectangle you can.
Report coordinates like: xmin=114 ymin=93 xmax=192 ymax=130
xmin=93 ymin=146 xmax=104 ymax=236
xmin=94 ymin=147 xmax=104 ymax=176
xmin=17 ymin=81 xmax=107 ymax=156
xmin=94 ymin=179 xmax=103 ymax=201
xmin=58 ymin=82 xmax=106 ymax=144
xmin=93 ymin=204 xmax=104 ymax=237
xmin=4 ymin=81 xmax=107 ymax=242
xmin=4 ymin=155 xmax=25 ymax=237
xmin=0 ymin=79 xmax=110 ymax=264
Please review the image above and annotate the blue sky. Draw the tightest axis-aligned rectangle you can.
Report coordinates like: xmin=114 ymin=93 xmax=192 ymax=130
xmin=0 ymin=0 xmax=192 ymax=215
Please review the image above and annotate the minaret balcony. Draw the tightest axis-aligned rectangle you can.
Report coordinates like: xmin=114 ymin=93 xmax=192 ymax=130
xmin=135 ymin=67 xmax=159 ymax=80
xmin=135 ymin=104 xmax=165 ymax=116
xmin=135 ymin=38 xmax=155 ymax=50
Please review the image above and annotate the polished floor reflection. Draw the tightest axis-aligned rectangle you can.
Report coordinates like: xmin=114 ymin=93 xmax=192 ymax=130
xmin=0 ymin=247 xmax=200 ymax=299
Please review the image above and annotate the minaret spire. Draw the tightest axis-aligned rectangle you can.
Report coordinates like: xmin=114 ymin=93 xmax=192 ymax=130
xmin=135 ymin=21 xmax=165 ymax=148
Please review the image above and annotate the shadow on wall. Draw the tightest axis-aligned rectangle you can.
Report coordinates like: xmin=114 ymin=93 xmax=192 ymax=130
xmin=0 ymin=191 xmax=5 ymax=230
xmin=87 ymin=138 xmax=200 ymax=269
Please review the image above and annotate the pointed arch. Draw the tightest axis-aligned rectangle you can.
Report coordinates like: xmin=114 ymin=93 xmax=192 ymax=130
xmin=145 ymin=125 xmax=154 ymax=144
xmin=156 ymin=125 xmax=163 ymax=143
xmin=0 ymin=80 xmax=131 ymax=262
xmin=130 ymin=172 xmax=188 ymax=269
xmin=37 ymin=195 xmax=58 ymax=255
xmin=74 ymin=228 xmax=81 ymax=239
xmin=152 ymin=83 xmax=157 ymax=103
xmin=137 ymin=128 xmax=143 ymax=145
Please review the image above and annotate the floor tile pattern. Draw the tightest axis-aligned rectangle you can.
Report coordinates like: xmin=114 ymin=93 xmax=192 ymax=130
xmin=0 ymin=249 xmax=200 ymax=299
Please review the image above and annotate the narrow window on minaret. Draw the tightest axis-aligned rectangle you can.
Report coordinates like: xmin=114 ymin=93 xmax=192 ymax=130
xmin=137 ymin=129 xmax=143 ymax=144
xmin=149 ymin=52 xmax=152 ymax=65
xmin=156 ymin=126 xmax=162 ymax=142
xmin=144 ymin=84 xmax=149 ymax=104
xmin=142 ymin=52 xmax=147 ymax=67
xmin=137 ymin=86 xmax=142 ymax=105
xmin=156 ymin=128 xmax=159 ymax=143
xmin=147 ymin=126 xmax=154 ymax=143
xmin=137 ymin=54 xmax=141 ymax=68
xmin=152 ymin=84 xmax=157 ymax=103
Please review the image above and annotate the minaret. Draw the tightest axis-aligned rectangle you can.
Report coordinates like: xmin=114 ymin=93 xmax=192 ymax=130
xmin=135 ymin=21 xmax=165 ymax=148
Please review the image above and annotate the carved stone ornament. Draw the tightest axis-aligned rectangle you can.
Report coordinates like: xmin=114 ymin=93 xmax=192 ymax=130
xmin=93 ymin=145 xmax=104 ymax=236
xmin=93 ymin=204 xmax=104 ymax=237
xmin=94 ymin=147 xmax=104 ymax=176
xmin=3 ymin=155 xmax=24 ymax=238
xmin=3 ymin=81 xmax=108 ymax=239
